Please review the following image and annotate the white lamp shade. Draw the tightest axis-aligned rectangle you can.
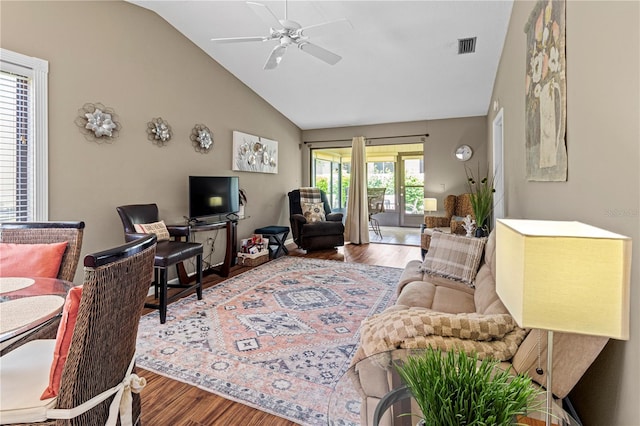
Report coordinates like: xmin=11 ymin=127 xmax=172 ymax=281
xmin=424 ymin=198 xmax=437 ymax=212
xmin=495 ymin=219 xmax=632 ymax=340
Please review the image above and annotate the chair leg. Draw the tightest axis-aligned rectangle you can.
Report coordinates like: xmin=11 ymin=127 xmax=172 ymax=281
xmin=370 ymin=217 xmax=382 ymax=238
xmin=153 ymin=268 xmax=159 ymax=299
xmin=159 ymin=268 xmax=168 ymax=324
xmin=196 ymin=254 xmax=203 ymax=300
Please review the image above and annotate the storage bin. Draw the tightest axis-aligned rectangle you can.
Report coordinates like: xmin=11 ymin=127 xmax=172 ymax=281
xmin=237 ymin=249 xmax=269 ymax=266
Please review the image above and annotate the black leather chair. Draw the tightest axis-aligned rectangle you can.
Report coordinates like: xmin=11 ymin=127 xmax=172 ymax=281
xmin=116 ymin=204 xmax=203 ymax=323
xmin=287 ymin=189 xmax=345 ymax=251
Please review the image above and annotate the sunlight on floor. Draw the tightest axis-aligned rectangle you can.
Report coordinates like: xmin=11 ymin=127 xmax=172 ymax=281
xmin=369 ymin=226 xmax=420 ymax=246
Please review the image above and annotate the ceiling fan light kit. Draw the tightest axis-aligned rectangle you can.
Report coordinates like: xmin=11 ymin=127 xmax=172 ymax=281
xmin=210 ymin=1 xmax=351 ymax=70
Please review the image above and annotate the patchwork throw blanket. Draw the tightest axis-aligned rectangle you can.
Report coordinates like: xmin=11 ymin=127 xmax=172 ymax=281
xmin=354 ymin=307 xmax=528 ymax=364
xmin=299 ymin=187 xmax=321 ymax=204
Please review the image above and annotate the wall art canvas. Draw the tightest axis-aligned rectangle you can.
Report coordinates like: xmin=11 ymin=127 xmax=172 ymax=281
xmin=524 ymin=0 xmax=567 ymax=181
xmin=232 ymin=131 xmax=278 ymax=174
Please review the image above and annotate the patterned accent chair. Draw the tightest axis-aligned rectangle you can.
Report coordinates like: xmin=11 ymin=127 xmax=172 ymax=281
xmin=421 ymin=194 xmax=474 ymax=254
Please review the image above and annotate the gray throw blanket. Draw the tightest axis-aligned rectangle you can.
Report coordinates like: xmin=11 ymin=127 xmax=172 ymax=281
xmin=299 ymin=187 xmax=321 ymax=205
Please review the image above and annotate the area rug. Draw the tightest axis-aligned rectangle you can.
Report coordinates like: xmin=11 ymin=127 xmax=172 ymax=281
xmin=135 ymin=256 xmax=402 ymax=425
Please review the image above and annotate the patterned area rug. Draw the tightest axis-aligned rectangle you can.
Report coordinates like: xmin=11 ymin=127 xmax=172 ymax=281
xmin=136 ymin=257 xmax=401 ymax=425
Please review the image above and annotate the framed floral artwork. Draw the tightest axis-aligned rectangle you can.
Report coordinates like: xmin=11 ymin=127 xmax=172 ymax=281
xmin=232 ymin=131 xmax=278 ymax=174
xmin=524 ymin=0 xmax=567 ymax=181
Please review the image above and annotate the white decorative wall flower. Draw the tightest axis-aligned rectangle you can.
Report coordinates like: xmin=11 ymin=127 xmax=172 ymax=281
xmin=75 ymin=103 xmax=120 ymax=142
xmin=147 ymin=117 xmax=172 ymax=146
xmin=85 ymin=109 xmax=116 ymax=137
xmin=154 ymin=123 xmax=170 ymax=142
xmin=198 ymin=129 xmax=212 ymax=149
xmin=190 ymin=124 xmax=213 ymax=153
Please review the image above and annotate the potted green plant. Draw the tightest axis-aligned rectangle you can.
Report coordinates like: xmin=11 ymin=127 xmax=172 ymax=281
xmin=394 ymin=348 xmax=542 ymax=426
xmin=465 ymin=164 xmax=496 ymax=236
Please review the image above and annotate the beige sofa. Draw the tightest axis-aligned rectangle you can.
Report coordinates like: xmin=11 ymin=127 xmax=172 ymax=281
xmin=351 ymin=231 xmax=609 ymax=425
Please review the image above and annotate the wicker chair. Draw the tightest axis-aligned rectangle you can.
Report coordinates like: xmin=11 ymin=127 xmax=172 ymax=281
xmin=0 ymin=222 xmax=85 ymax=355
xmin=0 ymin=222 xmax=85 ymax=283
xmin=421 ymin=194 xmax=474 ymax=255
xmin=0 ymin=234 xmax=157 ymax=425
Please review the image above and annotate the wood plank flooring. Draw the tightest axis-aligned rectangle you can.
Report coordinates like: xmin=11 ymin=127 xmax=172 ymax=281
xmin=139 ymin=242 xmax=420 ymax=425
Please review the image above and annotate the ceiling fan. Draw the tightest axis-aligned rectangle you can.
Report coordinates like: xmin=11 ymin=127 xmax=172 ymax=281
xmin=210 ymin=1 xmax=352 ymax=70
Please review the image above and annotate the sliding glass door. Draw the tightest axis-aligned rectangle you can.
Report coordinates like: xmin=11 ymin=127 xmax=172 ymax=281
xmin=310 ymin=143 xmax=424 ymax=226
xmin=399 ymin=154 xmax=425 ymax=226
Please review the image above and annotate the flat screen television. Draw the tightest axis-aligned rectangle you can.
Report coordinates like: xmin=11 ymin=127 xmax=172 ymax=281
xmin=188 ymin=176 xmax=239 ymax=220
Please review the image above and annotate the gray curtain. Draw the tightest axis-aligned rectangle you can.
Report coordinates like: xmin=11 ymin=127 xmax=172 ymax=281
xmin=344 ymin=136 xmax=370 ymax=244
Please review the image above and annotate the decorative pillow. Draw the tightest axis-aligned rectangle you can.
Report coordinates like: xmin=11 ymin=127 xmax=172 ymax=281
xmin=0 ymin=241 xmax=68 ymax=278
xmin=302 ymin=202 xmax=326 ymax=222
xmin=133 ymin=220 xmax=170 ymax=241
xmin=419 ymin=232 xmax=486 ymax=286
xmin=41 ymin=285 xmax=83 ymax=400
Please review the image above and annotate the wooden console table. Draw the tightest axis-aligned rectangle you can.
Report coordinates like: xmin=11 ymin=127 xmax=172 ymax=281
xmin=177 ymin=217 xmax=240 ymax=281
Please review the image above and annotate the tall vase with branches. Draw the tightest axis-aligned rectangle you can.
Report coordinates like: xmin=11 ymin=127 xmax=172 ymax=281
xmin=465 ymin=165 xmax=495 ymax=236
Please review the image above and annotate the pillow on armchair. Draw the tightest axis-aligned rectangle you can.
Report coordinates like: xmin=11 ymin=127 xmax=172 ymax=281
xmin=302 ymin=202 xmax=326 ymax=222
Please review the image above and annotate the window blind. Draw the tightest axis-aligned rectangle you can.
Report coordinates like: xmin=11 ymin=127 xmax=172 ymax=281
xmin=0 ymin=70 xmax=31 ymax=221
xmin=0 ymin=48 xmax=48 ymax=222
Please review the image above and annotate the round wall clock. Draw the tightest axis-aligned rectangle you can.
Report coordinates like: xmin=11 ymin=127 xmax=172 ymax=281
xmin=455 ymin=144 xmax=473 ymax=161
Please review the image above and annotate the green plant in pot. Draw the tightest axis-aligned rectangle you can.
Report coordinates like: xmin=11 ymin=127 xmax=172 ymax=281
xmin=465 ymin=164 xmax=496 ymax=237
xmin=394 ymin=348 xmax=542 ymax=426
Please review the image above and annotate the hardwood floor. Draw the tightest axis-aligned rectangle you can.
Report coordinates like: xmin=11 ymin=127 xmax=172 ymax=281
xmin=139 ymin=242 xmax=420 ymax=425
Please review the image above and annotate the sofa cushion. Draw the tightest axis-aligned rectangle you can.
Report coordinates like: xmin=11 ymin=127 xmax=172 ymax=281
xmin=472 ymin=231 xmax=509 ymax=315
xmin=41 ymin=285 xmax=82 ymax=399
xmin=511 ymin=330 xmax=609 ymax=399
xmin=419 ymin=232 xmax=486 ymax=286
xmin=397 ymin=280 xmax=475 ymax=314
xmin=300 ymin=221 xmax=343 ymax=237
xmin=397 ymin=260 xmax=426 ymax=292
xmin=0 ymin=340 xmax=57 ymax=424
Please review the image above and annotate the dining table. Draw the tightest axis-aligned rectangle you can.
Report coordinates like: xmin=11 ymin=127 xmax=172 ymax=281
xmin=0 ymin=276 xmax=73 ymax=348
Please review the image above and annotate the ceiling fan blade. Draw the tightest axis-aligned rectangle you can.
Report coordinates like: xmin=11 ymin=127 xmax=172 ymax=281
xmin=210 ymin=36 xmax=269 ymax=43
xmin=247 ymin=1 xmax=283 ymax=30
xmin=298 ymin=18 xmax=353 ymax=37
xmin=264 ymin=44 xmax=287 ymax=70
xmin=298 ymin=42 xmax=342 ymax=65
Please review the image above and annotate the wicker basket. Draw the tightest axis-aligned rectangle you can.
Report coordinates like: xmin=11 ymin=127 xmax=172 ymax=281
xmin=237 ymin=249 xmax=269 ymax=267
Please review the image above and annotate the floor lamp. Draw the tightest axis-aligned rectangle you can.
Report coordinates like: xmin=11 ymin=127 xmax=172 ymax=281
xmin=495 ymin=219 xmax=632 ymax=426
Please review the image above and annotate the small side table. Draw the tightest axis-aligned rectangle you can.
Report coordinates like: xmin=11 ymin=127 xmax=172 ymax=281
xmin=254 ymin=226 xmax=289 ymax=258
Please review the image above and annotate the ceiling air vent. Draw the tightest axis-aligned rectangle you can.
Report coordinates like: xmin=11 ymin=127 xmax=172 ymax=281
xmin=458 ymin=37 xmax=477 ymax=54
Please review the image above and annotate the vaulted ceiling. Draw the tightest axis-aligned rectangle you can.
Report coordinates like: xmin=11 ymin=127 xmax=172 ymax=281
xmin=129 ymin=1 xmax=514 ymax=130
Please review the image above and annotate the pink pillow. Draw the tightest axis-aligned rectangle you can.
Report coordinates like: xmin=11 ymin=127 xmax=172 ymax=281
xmin=41 ymin=285 xmax=83 ymax=400
xmin=0 ymin=241 xmax=68 ymax=278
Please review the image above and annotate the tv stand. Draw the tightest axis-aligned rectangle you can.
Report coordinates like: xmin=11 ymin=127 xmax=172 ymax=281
xmin=180 ymin=217 xmax=240 ymax=280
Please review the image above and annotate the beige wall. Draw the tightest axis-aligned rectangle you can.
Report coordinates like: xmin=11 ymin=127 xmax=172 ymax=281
xmin=1 ymin=1 xmax=302 ymax=282
xmin=302 ymin=117 xmax=488 ymax=216
xmin=489 ymin=1 xmax=639 ymax=424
